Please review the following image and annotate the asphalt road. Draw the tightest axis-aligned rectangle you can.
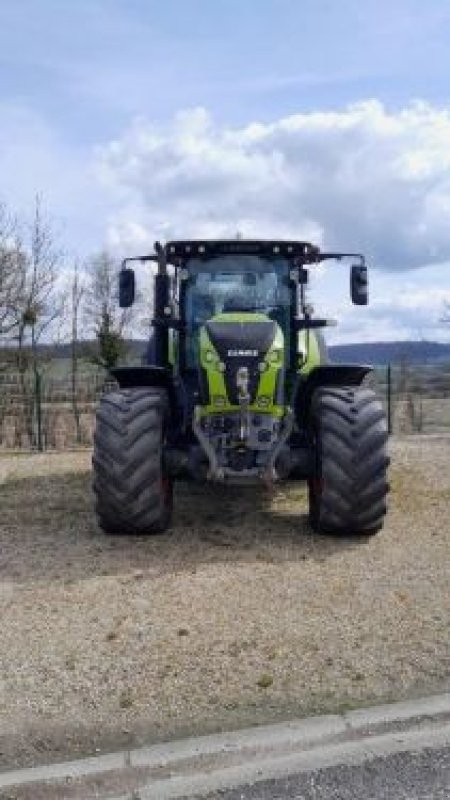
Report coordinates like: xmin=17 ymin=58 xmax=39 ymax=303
xmin=198 ymin=746 xmax=450 ymax=800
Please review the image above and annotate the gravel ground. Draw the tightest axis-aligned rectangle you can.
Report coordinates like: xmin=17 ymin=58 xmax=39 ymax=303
xmin=0 ymin=436 xmax=449 ymax=768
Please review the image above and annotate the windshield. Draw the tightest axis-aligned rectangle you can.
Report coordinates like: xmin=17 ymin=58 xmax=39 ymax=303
xmin=183 ymin=255 xmax=292 ymax=368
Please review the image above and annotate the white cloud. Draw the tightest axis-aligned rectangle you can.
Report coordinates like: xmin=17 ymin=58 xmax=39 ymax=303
xmin=98 ymin=101 xmax=450 ymax=273
xmin=320 ymin=263 xmax=450 ymax=344
xmin=1 ymin=98 xmax=449 ymax=344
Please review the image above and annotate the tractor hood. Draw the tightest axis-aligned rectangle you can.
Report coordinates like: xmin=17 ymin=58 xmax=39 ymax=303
xmin=205 ymin=315 xmax=276 ymax=361
xmin=199 ymin=312 xmax=285 ymax=412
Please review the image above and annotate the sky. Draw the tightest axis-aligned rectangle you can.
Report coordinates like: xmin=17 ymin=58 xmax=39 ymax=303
xmin=1 ymin=0 xmax=450 ymax=343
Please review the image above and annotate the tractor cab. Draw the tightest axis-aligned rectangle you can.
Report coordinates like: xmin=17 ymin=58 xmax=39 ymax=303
xmin=181 ymin=253 xmax=293 ymax=415
xmin=182 ymin=253 xmax=292 ymax=370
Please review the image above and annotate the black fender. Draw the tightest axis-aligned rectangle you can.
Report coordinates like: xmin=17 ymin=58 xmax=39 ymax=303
xmin=111 ymin=366 xmax=173 ymax=390
xmin=110 ymin=366 xmax=178 ymax=427
xmin=294 ymin=364 xmax=373 ymax=429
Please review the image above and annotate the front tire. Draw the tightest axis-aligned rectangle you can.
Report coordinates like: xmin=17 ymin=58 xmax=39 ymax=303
xmin=93 ymin=388 xmax=173 ymax=535
xmin=308 ymin=386 xmax=389 ymax=535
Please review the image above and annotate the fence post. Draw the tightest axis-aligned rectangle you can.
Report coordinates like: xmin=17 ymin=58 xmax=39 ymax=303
xmin=35 ymin=370 xmax=43 ymax=452
xmin=387 ymin=363 xmax=392 ymax=436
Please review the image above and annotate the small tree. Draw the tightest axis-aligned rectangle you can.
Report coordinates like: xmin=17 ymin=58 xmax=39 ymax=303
xmin=0 ymin=203 xmax=23 ymax=341
xmin=13 ymin=198 xmax=63 ymax=356
xmin=84 ymin=250 xmax=130 ymax=371
xmin=12 ymin=197 xmax=64 ymax=446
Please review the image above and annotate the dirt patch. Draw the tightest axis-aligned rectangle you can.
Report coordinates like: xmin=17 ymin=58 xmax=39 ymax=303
xmin=0 ymin=437 xmax=449 ymax=769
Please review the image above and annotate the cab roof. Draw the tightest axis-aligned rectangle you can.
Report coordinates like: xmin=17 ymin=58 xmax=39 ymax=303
xmin=165 ymin=239 xmax=321 ymax=261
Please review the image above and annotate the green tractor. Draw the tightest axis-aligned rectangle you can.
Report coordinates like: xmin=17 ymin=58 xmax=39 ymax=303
xmin=93 ymin=239 xmax=389 ymax=535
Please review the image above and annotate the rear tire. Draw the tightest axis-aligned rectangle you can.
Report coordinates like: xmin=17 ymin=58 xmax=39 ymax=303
xmin=308 ymin=386 xmax=389 ymax=535
xmin=93 ymin=388 xmax=173 ymax=535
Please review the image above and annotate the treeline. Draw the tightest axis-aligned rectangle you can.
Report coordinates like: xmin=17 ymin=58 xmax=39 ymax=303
xmin=0 ymin=197 xmax=139 ymax=371
xmin=13 ymin=338 xmax=450 ymax=367
xmin=0 ymin=197 xmax=149 ymax=445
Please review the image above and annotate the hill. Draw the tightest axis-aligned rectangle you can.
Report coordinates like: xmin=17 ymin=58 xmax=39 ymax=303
xmin=329 ymin=340 xmax=450 ymax=366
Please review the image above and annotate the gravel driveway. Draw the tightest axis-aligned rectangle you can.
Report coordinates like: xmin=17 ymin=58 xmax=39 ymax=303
xmin=0 ymin=436 xmax=449 ymax=768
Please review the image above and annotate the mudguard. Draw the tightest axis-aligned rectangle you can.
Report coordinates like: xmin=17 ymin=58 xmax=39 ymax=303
xmin=111 ymin=366 xmax=173 ymax=390
xmin=294 ymin=363 xmax=373 ymax=427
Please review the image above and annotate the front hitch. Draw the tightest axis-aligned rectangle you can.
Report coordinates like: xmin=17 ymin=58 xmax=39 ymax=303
xmin=193 ymin=407 xmax=295 ymax=484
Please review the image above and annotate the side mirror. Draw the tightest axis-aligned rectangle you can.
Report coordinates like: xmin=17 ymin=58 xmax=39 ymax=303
xmin=351 ymin=264 xmax=368 ymax=305
xmin=119 ymin=268 xmax=135 ymax=308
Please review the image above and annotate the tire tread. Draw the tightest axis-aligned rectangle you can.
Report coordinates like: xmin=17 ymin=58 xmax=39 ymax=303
xmin=309 ymin=386 xmax=389 ymax=535
xmin=92 ymin=388 xmax=172 ymax=535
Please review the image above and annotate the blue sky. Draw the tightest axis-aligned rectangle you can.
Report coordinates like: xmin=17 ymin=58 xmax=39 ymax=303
xmin=1 ymin=0 xmax=450 ymax=341
xmin=2 ymin=0 xmax=450 ymax=140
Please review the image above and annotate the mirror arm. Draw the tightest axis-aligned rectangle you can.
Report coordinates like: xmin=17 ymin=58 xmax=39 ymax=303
xmin=316 ymin=252 xmax=365 ymax=266
xmin=121 ymin=255 xmax=158 ymax=270
xmin=294 ymin=318 xmax=337 ymax=330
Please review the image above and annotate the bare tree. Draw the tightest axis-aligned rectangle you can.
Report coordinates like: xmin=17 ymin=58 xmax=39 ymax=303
xmin=19 ymin=197 xmax=63 ymax=364
xmin=84 ymin=250 xmax=130 ymax=370
xmin=0 ymin=203 xmax=23 ymax=341
xmin=69 ymin=261 xmax=85 ymax=443
xmin=12 ymin=197 xmax=64 ymax=446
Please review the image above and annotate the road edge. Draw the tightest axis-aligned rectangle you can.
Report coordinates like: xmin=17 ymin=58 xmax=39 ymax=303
xmin=0 ymin=692 xmax=448 ymax=796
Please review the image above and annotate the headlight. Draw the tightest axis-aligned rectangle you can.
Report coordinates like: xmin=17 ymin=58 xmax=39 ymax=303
xmin=269 ymin=349 xmax=283 ymax=363
xmin=205 ymin=350 xmax=215 ymax=363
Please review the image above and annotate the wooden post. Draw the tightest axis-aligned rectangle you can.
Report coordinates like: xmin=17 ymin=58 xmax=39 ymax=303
xmin=387 ymin=363 xmax=392 ymax=436
xmin=35 ymin=370 xmax=43 ymax=451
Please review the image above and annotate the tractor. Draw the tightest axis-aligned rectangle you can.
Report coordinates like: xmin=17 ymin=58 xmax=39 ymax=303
xmin=93 ymin=239 xmax=389 ymax=535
